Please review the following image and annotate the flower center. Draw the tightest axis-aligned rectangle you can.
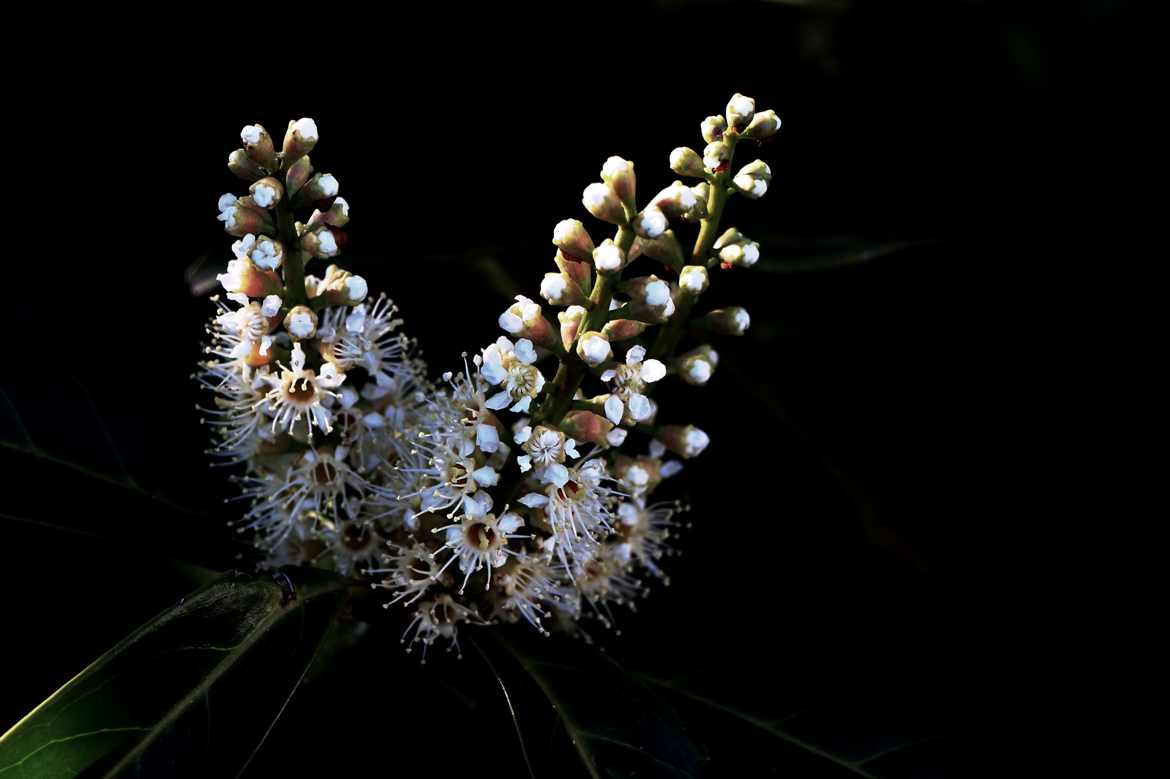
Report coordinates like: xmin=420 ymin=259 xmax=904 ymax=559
xmin=467 ymin=521 xmax=498 ymax=550
xmin=286 ymin=376 xmax=317 ymax=404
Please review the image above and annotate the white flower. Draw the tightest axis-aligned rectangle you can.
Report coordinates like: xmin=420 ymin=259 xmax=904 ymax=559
xmin=251 ymin=181 xmax=279 ymax=208
xmin=262 ymin=342 xmax=346 ymax=438
xmin=481 ymin=336 xmax=545 ymax=413
xmin=434 ymin=495 xmax=526 ymax=592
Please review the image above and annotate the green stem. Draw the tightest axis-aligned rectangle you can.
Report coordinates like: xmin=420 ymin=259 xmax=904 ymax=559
xmin=274 ymin=198 xmax=308 ymax=307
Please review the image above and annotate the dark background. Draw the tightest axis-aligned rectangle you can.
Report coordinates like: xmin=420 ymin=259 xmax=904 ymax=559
xmin=3 ymin=1 xmax=1107 ymax=775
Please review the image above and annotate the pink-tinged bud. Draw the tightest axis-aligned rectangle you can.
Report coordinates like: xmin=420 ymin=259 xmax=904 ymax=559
xmin=249 ymin=176 xmax=284 ymax=208
xmin=659 ymin=424 xmax=710 ymax=458
xmin=701 ymin=115 xmax=726 ymax=144
xmin=558 ymin=306 xmax=587 ymax=351
xmin=285 ymin=155 xmax=313 ymax=196
xmin=600 ymin=156 xmax=636 ymax=211
xmin=725 ymin=93 xmax=755 ymax=131
xmin=282 ymin=117 xmax=319 ymax=160
xmin=217 ymin=258 xmax=282 ymax=305
xmin=745 ymin=109 xmax=781 ymax=139
xmin=582 ymin=182 xmax=625 ymax=224
xmin=299 ymin=172 xmax=339 ymax=204
xmin=696 ymin=306 xmax=751 ymax=335
xmin=652 ymin=181 xmax=698 ymax=218
xmin=540 ymin=272 xmax=587 ymax=307
xmin=323 ymin=196 xmax=350 ymax=227
xmin=703 ymin=141 xmax=732 ymax=171
xmin=552 ymin=218 xmax=595 ymax=261
xmin=560 ymin=410 xmax=614 ymax=448
xmin=601 ymin=318 xmax=647 ymax=342
xmin=623 ymin=275 xmax=676 ymax=324
xmin=576 ymin=331 xmax=612 ymax=366
xmin=302 ymin=226 xmax=341 ymax=258
xmin=217 ymin=196 xmax=274 ymax=237
xmin=499 ymin=295 xmax=558 ymax=349
xmin=678 ymin=265 xmax=709 ymax=295
xmin=678 ymin=345 xmax=719 ymax=386
xmin=309 ymin=264 xmax=366 ymax=306
xmin=633 ymin=207 xmax=667 ymax=239
xmin=639 ymin=230 xmax=685 ymax=271
xmin=283 ymin=305 xmax=318 ymax=340
xmin=228 ymin=149 xmax=264 ymax=181
xmin=555 ymin=250 xmax=593 ymax=296
xmin=669 ymin=147 xmax=706 ymax=178
xmin=592 ymin=238 xmax=627 ymax=273
xmin=241 ymin=124 xmax=276 ymax=168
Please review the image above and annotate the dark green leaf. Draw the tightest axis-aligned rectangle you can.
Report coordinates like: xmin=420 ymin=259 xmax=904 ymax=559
xmin=0 ymin=568 xmax=349 ymax=778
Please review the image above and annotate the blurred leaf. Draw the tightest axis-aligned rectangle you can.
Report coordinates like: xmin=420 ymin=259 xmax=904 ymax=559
xmin=755 ymin=240 xmax=932 ymax=275
xmin=492 ymin=630 xmax=705 ymax=778
xmin=0 ymin=568 xmax=349 ymax=778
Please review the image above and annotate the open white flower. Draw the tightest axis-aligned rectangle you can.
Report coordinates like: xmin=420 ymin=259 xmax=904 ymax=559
xmin=480 ymin=336 xmax=545 ymax=413
xmin=262 ymin=342 xmax=346 ymax=438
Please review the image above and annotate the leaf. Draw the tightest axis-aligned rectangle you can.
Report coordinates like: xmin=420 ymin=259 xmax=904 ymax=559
xmin=0 ymin=568 xmax=349 ymax=778
xmin=754 ymin=240 xmax=933 ymax=275
xmin=491 ymin=629 xmax=706 ymax=779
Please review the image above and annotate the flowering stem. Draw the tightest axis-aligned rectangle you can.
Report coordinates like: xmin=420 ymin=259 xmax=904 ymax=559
xmin=534 ymin=224 xmax=636 ymax=427
xmin=274 ymin=198 xmax=308 ymax=307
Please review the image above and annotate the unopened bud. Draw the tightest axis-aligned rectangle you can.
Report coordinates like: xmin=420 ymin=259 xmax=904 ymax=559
xmin=601 ymin=318 xmax=647 ymax=342
xmin=600 ymin=156 xmax=636 ymax=211
xmin=669 ymin=147 xmax=706 ymax=178
xmin=228 ymin=149 xmax=264 ymax=181
xmin=302 ymin=226 xmax=340 ymax=258
xmin=582 ymin=182 xmax=625 ymax=224
xmin=558 ymin=306 xmax=587 ymax=351
xmin=241 ymin=124 xmax=275 ymax=168
xmin=249 ymin=176 xmax=284 ymax=208
xmin=701 ymin=115 xmax=726 ymax=144
xmin=499 ymin=295 xmax=558 ymax=349
xmin=725 ymin=93 xmax=755 ymax=130
xmin=217 ymin=196 xmax=274 ymax=237
xmin=300 ymin=172 xmax=339 ymax=203
xmin=233 ymin=233 xmax=284 ymax=271
xmin=284 ymin=305 xmax=318 ymax=340
xmin=678 ymin=265 xmax=709 ymax=295
xmin=652 ymin=181 xmax=698 ymax=218
xmin=217 ymin=258 xmax=281 ymax=305
xmin=703 ymin=141 xmax=732 ymax=171
xmin=733 ymin=174 xmax=768 ymax=199
xmin=576 ymin=331 xmax=612 ymax=366
xmin=592 ymin=239 xmax=627 ymax=273
xmin=343 ymin=275 xmax=368 ymax=305
xmin=285 ymin=156 xmax=313 ymax=196
xmin=555 ymin=250 xmax=593 ymax=296
xmin=718 ymin=241 xmax=760 ymax=267
xmin=682 ymin=186 xmax=709 ymax=222
xmin=283 ymin=117 xmax=319 ymax=160
xmin=560 ymin=410 xmax=614 ymax=448
xmin=323 ymin=197 xmax=350 ymax=227
xmin=633 ymin=207 xmax=667 ymax=239
xmin=678 ymin=345 xmax=719 ymax=386
xmin=696 ymin=306 xmax=751 ymax=335
xmin=623 ymin=275 xmax=676 ymax=323
xmin=737 ymin=160 xmax=772 ymax=181
xmin=540 ymin=272 xmax=586 ymax=307
xmin=745 ymin=109 xmax=781 ymax=139
xmin=553 ymin=218 xmax=595 ymax=261
xmin=639 ymin=230 xmax=685 ymax=270
xmin=659 ymin=424 xmax=710 ymax=458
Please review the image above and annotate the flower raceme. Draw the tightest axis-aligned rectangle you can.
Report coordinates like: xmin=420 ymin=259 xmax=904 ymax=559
xmin=197 ymin=94 xmax=779 ymax=660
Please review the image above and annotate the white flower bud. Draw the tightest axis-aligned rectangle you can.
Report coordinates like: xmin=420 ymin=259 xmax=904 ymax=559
xmin=679 ymin=345 xmax=718 ymax=386
xmin=241 ymin=123 xmax=275 ymax=168
xmin=653 ymin=181 xmax=698 ymax=217
xmin=737 ymin=160 xmax=772 ymax=181
xmin=228 ymin=149 xmax=264 ymax=181
xmin=718 ymin=242 xmax=760 ymax=267
xmin=678 ymin=265 xmax=709 ymax=295
xmin=283 ymin=117 xmax=318 ymax=160
xmin=660 ymin=424 xmax=710 ymax=458
xmin=745 ymin=109 xmax=781 ymax=139
xmin=733 ymin=175 xmax=768 ymax=199
xmin=582 ymin=182 xmax=625 ymax=224
xmin=703 ymin=141 xmax=732 ymax=171
xmin=600 ymin=156 xmax=636 ymax=210
xmin=558 ymin=305 xmax=587 ymax=351
xmin=725 ymin=92 xmax=755 ymax=130
xmin=633 ymin=207 xmax=667 ymax=239
xmin=701 ymin=115 xmax=726 ymax=144
xmin=697 ymin=307 xmax=750 ymax=335
xmin=344 ymin=275 xmax=368 ymax=305
xmin=576 ymin=331 xmax=612 ymax=366
xmin=540 ymin=273 xmax=573 ymax=306
xmin=670 ymin=147 xmax=706 ymax=178
xmin=324 ymin=196 xmax=350 ymax=227
xmin=301 ymin=172 xmax=339 ymax=203
xmin=283 ymin=305 xmax=318 ymax=339
xmin=303 ymin=226 xmax=340 ymax=258
xmin=592 ymin=238 xmax=627 ymax=273
xmin=553 ymin=218 xmax=595 ymax=261
xmin=248 ymin=176 xmax=283 ymax=208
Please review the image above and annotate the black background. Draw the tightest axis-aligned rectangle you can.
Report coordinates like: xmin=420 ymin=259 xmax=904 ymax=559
xmin=3 ymin=2 xmax=1108 ymax=775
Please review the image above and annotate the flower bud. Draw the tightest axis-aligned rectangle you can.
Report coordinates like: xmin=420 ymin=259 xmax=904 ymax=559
xmin=552 ymin=218 xmax=595 ymax=261
xmin=682 ymin=185 xmax=709 ymax=222
xmin=560 ymin=410 xmax=614 ymax=448
xmin=558 ymin=306 xmax=587 ymax=351
xmin=601 ymin=318 xmax=647 ymax=342
xmin=659 ymin=424 xmax=710 ymax=458
xmin=652 ymin=181 xmax=698 ymax=218
xmin=678 ymin=345 xmax=719 ymax=386
xmin=302 ymin=226 xmax=340 ymax=258
xmin=216 ymin=258 xmax=282 ymax=305
xmin=241 ymin=124 xmax=276 ymax=168
xmin=718 ymin=241 xmax=760 ymax=267
xmin=283 ymin=305 xmax=318 ymax=340
xmin=703 ymin=141 xmax=732 ymax=171
xmin=696 ymin=306 xmax=750 ymax=335
xmin=592 ymin=238 xmax=627 ymax=273
xmin=285 ymin=155 xmax=313 ymax=196
xmin=638 ymin=230 xmax=685 ymax=270
xmin=701 ymin=115 xmax=726 ymax=144
xmin=249 ymin=176 xmax=284 ymax=208
xmin=323 ymin=196 xmax=350 ymax=227
xmin=678 ymin=265 xmax=709 ymax=295
xmin=725 ymin=92 xmax=755 ymax=130
xmin=737 ymin=160 xmax=772 ymax=181
xmin=745 ymin=109 xmax=781 ymax=139
xmin=217 ymin=195 xmax=274 ymax=237
xmin=282 ymin=117 xmax=319 ymax=161
xmin=733 ymin=174 xmax=768 ymax=199
xmin=600 ymin=156 xmax=636 ymax=211
xmin=582 ymin=182 xmax=625 ymax=224
xmin=300 ymin=172 xmax=339 ymax=203
xmin=343 ymin=275 xmax=368 ymax=305
xmin=576 ymin=331 xmax=612 ymax=366
xmin=540 ymin=272 xmax=586 ymax=307
xmin=232 ymin=233 xmax=284 ymax=271
xmin=623 ymin=275 xmax=676 ymax=323
xmin=555 ymin=250 xmax=593 ymax=296
xmin=499 ymin=295 xmax=558 ymax=349
xmin=669 ymin=147 xmax=706 ymax=178
xmin=228 ymin=149 xmax=264 ymax=181
xmin=633 ymin=206 xmax=667 ymax=239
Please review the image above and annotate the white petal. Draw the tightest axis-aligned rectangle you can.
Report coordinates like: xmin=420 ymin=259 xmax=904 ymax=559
xmin=627 ymin=394 xmax=652 ymax=421
xmin=564 ymin=438 xmax=580 ymax=459
xmin=626 ymin=345 xmax=646 ymax=365
xmin=604 ymin=395 xmax=624 ymax=425
xmin=511 ymin=396 xmax=533 ymax=413
xmin=517 ymin=454 xmax=533 ymax=472
xmin=476 ymin=423 xmax=500 ymax=453
xmin=485 ymin=390 xmax=512 ymax=410
xmin=513 ymin=425 xmax=533 ymax=445
xmin=543 ymin=463 xmax=570 ymax=488
xmin=472 ymin=466 xmax=499 ymax=487
xmin=518 ymin=492 xmax=548 ymax=508
xmin=514 ymin=339 xmax=538 ymax=364
xmin=640 ymin=359 xmax=667 ymax=383
xmin=498 ymin=513 xmax=524 ymax=533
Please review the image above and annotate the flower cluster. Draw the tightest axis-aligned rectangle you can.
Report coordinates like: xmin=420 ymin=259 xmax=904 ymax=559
xmin=198 ymin=94 xmax=779 ymax=661
xmin=198 ymin=118 xmax=428 ymax=577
